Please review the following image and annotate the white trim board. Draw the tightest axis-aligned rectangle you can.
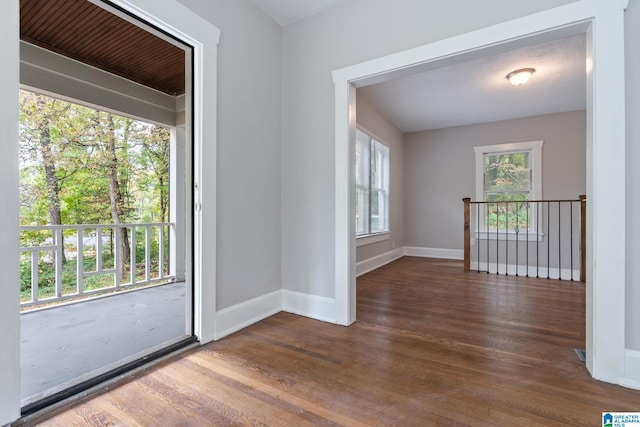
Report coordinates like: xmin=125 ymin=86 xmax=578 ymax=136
xmin=357 ymin=246 xmax=579 ymax=280
xmin=282 ymin=290 xmax=336 ymax=324
xmin=356 ymin=246 xmax=468 ymax=278
xmin=404 ymin=247 xmax=464 ymax=260
xmin=215 ymin=290 xmax=282 ymax=340
xmin=333 ymin=0 xmax=629 ymax=386
xmin=470 ymin=262 xmax=580 ymax=281
xmin=356 ymin=232 xmax=389 ymax=247
xmin=474 ymin=140 xmax=544 ymax=203
xmin=621 ymin=350 xmax=640 ymax=391
xmin=90 ymin=0 xmax=222 ymax=350
xmin=215 ymin=289 xmax=339 ymax=339
xmin=356 ymin=247 xmax=404 ymax=277
xmin=216 ymin=290 xmax=337 ymax=339
xmin=0 ymin=0 xmax=21 ymax=423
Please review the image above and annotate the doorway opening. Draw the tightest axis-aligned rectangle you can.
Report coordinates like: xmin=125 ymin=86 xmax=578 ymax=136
xmin=334 ymin=2 xmax=628 ymax=383
xmin=19 ymin=0 xmax=194 ymax=412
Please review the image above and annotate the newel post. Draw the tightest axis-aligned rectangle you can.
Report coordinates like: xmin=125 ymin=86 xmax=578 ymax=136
xmin=579 ymin=194 xmax=586 ymax=283
xmin=463 ymin=197 xmax=471 ymax=272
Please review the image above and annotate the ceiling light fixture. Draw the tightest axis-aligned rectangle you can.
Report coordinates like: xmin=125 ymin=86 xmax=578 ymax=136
xmin=506 ymin=68 xmax=536 ymax=86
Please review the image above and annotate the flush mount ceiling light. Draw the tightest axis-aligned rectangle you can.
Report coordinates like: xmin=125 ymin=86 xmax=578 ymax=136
xmin=506 ymin=68 xmax=536 ymax=86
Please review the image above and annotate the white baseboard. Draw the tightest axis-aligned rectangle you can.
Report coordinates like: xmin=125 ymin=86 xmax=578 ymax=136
xmin=470 ymin=261 xmax=580 ymax=281
xmin=621 ymin=349 xmax=640 ymax=390
xmin=214 ymin=288 xmax=338 ymax=340
xmin=282 ymin=290 xmax=336 ymax=323
xmin=215 ymin=290 xmax=282 ymax=340
xmin=404 ymin=246 xmax=464 ymax=260
xmin=356 ymin=247 xmax=404 ymax=277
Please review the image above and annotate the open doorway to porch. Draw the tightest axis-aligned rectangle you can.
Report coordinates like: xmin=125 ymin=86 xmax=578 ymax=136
xmin=19 ymin=0 xmax=193 ymax=411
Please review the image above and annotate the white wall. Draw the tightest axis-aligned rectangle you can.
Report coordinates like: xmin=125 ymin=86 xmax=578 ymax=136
xmin=177 ymin=0 xmax=282 ymax=310
xmin=2 ymin=1 xmax=281 ymax=419
xmin=355 ymin=96 xmax=404 ymax=262
xmin=625 ymin=0 xmax=640 ymax=352
xmin=281 ymin=0 xmax=576 ymax=299
xmin=403 ymin=111 xmax=586 ymax=251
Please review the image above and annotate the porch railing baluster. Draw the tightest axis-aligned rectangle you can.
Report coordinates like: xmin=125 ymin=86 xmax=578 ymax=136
xmin=145 ymin=226 xmax=151 ymax=281
xmin=159 ymin=225 xmax=165 ymax=280
xmin=114 ymin=226 xmax=121 ymax=288
xmin=77 ymin=227 xmax=84 ymax=295
xmin=96 ymin=226 xmax=103 ymax=272
xmin=130 ymin=226 xmax=137 ymax=285
xmin=19 ymin=222 xmax=176 ymax=309
xmin=31 ymin=251 xmax=39 ymax=302
xmin=54 ymin=228 xmax=63 ymax=298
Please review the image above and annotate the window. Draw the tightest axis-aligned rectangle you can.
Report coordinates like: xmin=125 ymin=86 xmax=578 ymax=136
xmin=355 ymin=128 xmax=389 ymax=237
xmin=474 ymin=140 xmax=543 ymax=232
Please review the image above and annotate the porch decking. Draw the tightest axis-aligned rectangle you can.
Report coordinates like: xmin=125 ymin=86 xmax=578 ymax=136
xmin=21 ymin=282 xmax=187 ymax=404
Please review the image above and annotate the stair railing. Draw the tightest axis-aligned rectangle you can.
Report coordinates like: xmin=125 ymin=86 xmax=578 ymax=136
xmin=463 ymin=195 xmax=586 ymax=282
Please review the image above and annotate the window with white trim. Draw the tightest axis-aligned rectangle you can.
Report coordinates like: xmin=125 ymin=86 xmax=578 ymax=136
xmin=355 ymin=128 xmax=389 ymax=237
xmin=474 ymin=140 xmax=543 ymax=233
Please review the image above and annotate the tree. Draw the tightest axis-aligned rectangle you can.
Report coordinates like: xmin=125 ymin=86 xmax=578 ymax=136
xmin=139 ymin=126 xmax=171 ymax=223
xmin=19 ymin=92 xmax=76 ymax=261
xmin=86 ymin=111 xmax=134 ymax=279
xmin=19 ymin=89 xmax=172 ymax=285
xmin=484 ymin=152 xmax=531 ymax=229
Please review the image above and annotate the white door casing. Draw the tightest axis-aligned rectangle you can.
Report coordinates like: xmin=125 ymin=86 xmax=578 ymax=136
xmin=333 ymin=0 xmax=628 ymax=386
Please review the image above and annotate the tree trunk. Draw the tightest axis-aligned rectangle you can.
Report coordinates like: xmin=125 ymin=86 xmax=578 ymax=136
xmin=106 ymin=113 xmax=130 ymax=280
xmin=37 ymin=97 xmax=66 ymax=263
xmin=159 ymin=175 xmax=167 ymax=223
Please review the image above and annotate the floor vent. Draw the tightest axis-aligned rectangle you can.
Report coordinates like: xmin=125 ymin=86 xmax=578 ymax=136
xmin=574 ymin=349 xmax=586 ymax=362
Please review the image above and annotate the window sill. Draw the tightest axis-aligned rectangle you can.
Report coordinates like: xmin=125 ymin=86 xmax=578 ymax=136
xmin=474 ymin=231 xmax=544 ymax=242
xmin=356 ymin=232 xmax=390 ymax=247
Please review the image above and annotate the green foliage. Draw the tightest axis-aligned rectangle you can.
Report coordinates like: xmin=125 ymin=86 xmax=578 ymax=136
xmin=19 ymin=90 xmax=170 ymax=227
xmin=19 ymin=90 xmax=172 ymax=303
xmin=20 ymin=242 xmax=168 ymax=302
xmin=483 ymin=151 xmax=532 ymax=230
xmin=485 ymin=197 xmax=531 ymax=230
xmin=484 ymin=152 xmax=530 ymax=194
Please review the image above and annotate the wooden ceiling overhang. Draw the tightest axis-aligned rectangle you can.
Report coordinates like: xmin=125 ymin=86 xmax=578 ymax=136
xmin=20 ymin=0 xmax=186 ymax=96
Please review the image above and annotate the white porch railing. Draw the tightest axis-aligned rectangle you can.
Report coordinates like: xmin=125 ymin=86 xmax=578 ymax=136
xmin=20 ymin=223 xmax=175 ymax=308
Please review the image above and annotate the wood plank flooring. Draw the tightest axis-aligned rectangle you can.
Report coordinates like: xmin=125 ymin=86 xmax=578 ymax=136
xmin=28 ymin=257 xmax=640 ymax=426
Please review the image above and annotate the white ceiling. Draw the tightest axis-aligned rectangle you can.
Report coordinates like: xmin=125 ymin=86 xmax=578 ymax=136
xmin=357 ymin=34 xmax=587 ymax=133
xmin=251 ymin=0 xmax=349 ymax=26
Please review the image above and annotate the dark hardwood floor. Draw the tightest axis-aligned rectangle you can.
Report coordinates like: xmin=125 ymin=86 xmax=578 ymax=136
xmin=30 ymin=257 xmax=640 ymax=426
